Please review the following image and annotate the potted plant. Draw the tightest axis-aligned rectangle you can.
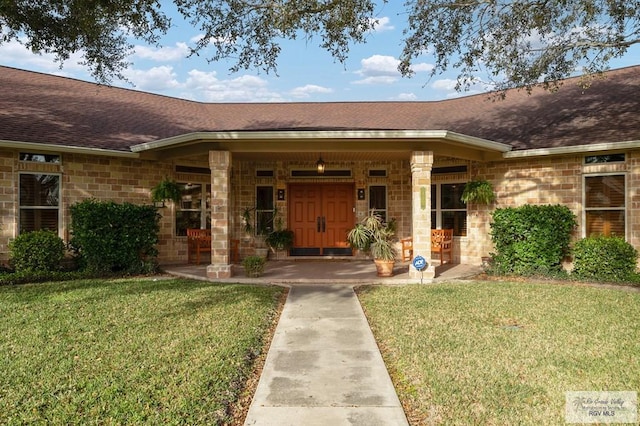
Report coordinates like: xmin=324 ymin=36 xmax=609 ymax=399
xmin=461 ymin=179 xmax=496 ymax=205
xmin=265 ymin=229 xmax=294 ymax=254
xmin=346 ymin=212 xmax=398 ymax=277
xmin=151 ymin=177 xmax=182 ymax=206
xmin=242 ymin=255 xmax=266 ymax=277
xmin=241 ymin=207 xmax=254 ymax=241
xmin=240 ymin=206 xmax=268 ymax=257
xmin=264 ymin=212 xmax=294 ymax=259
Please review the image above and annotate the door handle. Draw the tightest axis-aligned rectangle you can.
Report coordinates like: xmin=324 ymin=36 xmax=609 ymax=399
xmin=322 ymin=216 xmax=326 ymax=233
xmin=317 ymin=216 xmax=321 ymax=233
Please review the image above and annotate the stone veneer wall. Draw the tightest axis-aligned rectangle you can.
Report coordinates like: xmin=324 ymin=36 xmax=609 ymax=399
xmin=2 ymin=149 xmax=639 ymax=267
xmin=229 ymin=159 xmax=414 ymax=260
xmin=0 ymin=150 xmax=188 ymax=265
xmin=469 ymin=152 xmax=640 ymax=267
xmin=0 ymin=151 xmax=14 ymax=262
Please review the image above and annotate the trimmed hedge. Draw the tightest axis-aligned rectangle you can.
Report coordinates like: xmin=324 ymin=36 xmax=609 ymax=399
xmin=8 ymin=230 xmax=65 ymax=273
xmin=69 ymin=200 xmax=161 ymax=274
xmin=490 ymin=204 xmax=577 ymax=275
xmin=572 ymin=235 xmax=638 ymax=282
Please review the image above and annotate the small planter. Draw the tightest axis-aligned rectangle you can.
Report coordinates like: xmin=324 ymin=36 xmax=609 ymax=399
xmin=255 ymin=247 xmax=270 ymax=259
xmin=347 ymin=212 xmax=398 ymax=277
xmin=242 ymin=255 xmax=266 ymax=277
xmin=265 ymin=229 xmax=294 ymax=256
xmin=481 ymin=256 xmax=494 ymax=272
xmin=374 ymin=259 xmax=395 ymax=277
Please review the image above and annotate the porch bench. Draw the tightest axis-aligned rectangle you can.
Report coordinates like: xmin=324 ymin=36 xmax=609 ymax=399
xmin=187 ymin=228 xmax=211 ymax=265
xmin=431 ymin=229 xmax=453 ymax=265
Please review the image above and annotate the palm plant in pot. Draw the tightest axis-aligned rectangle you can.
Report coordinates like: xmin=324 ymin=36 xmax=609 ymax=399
xmin=346 ymin=211 xmax=397 ymax=277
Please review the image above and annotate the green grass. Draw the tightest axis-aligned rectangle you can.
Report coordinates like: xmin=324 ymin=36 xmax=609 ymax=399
xmin=357 ymin=282 xmax=640 ymax=425
xmin=0 ymin=278 xmax=284 ymax=425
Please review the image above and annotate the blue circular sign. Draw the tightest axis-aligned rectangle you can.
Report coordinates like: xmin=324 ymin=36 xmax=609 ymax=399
xmin=412 ymin=255 xmax=427 ymax=271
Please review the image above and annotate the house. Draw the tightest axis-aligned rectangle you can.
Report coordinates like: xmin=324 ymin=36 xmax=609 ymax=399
xmin=1 ymin=65 xmax=639 ymax=280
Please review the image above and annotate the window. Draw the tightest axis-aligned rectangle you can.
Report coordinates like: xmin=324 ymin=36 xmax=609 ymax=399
xmin=256 ymin=170 xmax=275 ymax=177
xmin=19 ymin=152 xmax=60 ymax=163
xmin=431 ymin=183 xmax=467 ymax=236
xmin=585 ymin=154 xmax=625 ymax=164
xmin=291 ymin=169 xmax=352 ymax=177
xmin=368 ymin=169 xmax=387 ymax=177
xmin=369 ymin=185 xmax=387 ymax=222
xmin=175 ymin=165 xmax=210 ymax=175
xmin=19 ymin=173 xmax=60 ymax=234
xmin=175 ymin=183 xmax=211 ymax=236
xmin=256 ymin=186 xmax=274 ymax=235
xmin=585 ymin=175 xmax=625 ymax=237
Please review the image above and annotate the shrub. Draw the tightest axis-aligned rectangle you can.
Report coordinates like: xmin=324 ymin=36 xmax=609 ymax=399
xmin=9 ymin=230 xmax=65 ymax=273
xmin=490 ymin=205 xmax=577 ymax=276
xmin=69 ymin=200 xmax=161 ymax=274
xmin=242 ymin=255 xmax=266 ymax=277
xmin=572 ymin=235 xmax=638 ymax=282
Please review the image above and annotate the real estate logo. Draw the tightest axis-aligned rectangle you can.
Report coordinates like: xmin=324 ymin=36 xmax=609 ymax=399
xmin=565 ymin=391 xmax=637 ymax=424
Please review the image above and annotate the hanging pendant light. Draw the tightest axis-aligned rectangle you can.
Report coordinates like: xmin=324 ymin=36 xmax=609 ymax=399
xmin=316 ymin=156 xmax=326 ymax=174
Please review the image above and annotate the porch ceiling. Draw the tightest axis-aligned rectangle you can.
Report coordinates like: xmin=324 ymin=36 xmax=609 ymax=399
xmin=132 ymin=130 xmax=511 ymax=162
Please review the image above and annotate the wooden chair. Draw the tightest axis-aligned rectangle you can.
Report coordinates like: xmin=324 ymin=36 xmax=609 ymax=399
xmin=187 ymin=228 xmax=211 ymax=265
xmin=401 ymin=237 xmax=413 ymax=262
xmin=431 ymin=229 xmax=453 ymax=265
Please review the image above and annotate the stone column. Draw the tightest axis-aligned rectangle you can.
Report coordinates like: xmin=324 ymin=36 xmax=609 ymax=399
xmin=207 ymin=151 xmax=232 ymax=279
xmin=410 ymin=151 xmax=436 ymax=281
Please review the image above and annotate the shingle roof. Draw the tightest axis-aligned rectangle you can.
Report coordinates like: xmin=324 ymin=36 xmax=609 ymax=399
xmin=0 ymin=65 xmax=638 ymax=153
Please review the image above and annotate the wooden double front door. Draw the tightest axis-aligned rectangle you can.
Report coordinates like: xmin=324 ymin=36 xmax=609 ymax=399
xmin=288 ymin=183 xmax=355 ymax=256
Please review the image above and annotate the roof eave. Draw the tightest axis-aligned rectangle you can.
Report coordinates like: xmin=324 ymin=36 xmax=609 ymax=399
xmin=0 ymin=139 xmax=140 ymax=158
xmin=130 ymin=129 xmax=512 ymax=153
xmin=503 ymin=140 xmax=640 ymax=159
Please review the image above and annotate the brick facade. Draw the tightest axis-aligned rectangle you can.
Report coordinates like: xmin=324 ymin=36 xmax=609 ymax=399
xmin=2 ymin=148 xmax=638 ymax=273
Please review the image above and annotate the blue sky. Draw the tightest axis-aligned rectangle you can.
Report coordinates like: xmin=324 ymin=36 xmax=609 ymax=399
xmin=1 ymin=2 xmax=638 ymax=103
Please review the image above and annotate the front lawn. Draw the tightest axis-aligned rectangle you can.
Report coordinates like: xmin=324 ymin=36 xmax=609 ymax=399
xmin=357 ymin=282 xmax=640 ymax=425
xmin=0 ymin=278 xmax=284 ymax=424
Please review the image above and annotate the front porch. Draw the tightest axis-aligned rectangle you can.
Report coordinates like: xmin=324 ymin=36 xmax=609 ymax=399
xmin=163 ymin=259 xmax=483 ymax=285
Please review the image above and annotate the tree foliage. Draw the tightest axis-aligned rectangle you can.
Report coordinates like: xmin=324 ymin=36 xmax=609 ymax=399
xmin=400 ymin=0 xmax=640 ymax=92
xmin=1 ymin=0 xmax=638 ymax=90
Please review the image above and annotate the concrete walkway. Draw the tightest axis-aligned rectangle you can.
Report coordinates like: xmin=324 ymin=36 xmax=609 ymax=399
xmin=243 ymin=285 xmax=409 ymax=426
xmin=162 ymin=261 xmax=483 ymax=425
xmin=164 ymin=260 xmax=482 ymax=285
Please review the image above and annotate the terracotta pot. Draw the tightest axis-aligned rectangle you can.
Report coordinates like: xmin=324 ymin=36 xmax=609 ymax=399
xmin=374 ymin=259 xmax=395 ymax=277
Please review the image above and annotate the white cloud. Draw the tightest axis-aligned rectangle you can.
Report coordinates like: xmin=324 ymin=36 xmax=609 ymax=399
xmin=180 ymin=70 xmax=283 ymax=102
xmin=431 ymin=78 xmax=458 ymax=91
xmin=358 ymin=55 xmax=401 ymax=77
xmin=372 ymin=16 xmax=394 ymax=32
xmin=353 ymin=54 xmax=433 ymax=85
xmin=353 ymin=75 xmax=398 ymax=85
xmin=393 ymin=92 xmax=418 ymax=101
xmin=123 ymin=66 xmax=181 ymax=91
xmin=0 ymin=38 xmax=87 ymax=77
xmin=132 ymin=42 xmax=190 ymax=62
xmin=410 ymin=62 xmax=435 ymax=73
xmin=289 ymin=84 xmax=333 ymax=99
